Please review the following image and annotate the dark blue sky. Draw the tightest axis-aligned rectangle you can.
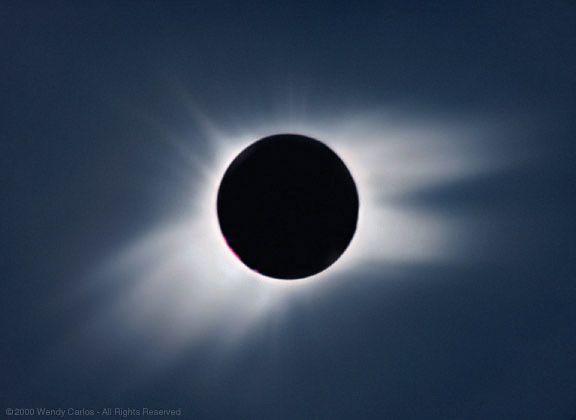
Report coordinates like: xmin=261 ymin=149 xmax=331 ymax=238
xmin=2 ymin=1 xmax=576 ymax=419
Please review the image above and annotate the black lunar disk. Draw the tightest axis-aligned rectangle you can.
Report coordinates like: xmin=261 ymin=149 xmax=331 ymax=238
xmin=217 ymin=134 xmax=359 ymax=280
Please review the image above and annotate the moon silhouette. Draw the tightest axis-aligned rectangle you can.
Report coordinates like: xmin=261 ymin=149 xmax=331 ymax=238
xmin=217 ymin=134 xmax=359 ymax=280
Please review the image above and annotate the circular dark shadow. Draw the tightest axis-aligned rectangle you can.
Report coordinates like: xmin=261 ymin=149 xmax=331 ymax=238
xmin=217 ymin=134 xmax=359 ymax=280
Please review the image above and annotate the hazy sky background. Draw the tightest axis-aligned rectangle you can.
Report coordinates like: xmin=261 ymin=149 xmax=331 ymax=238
xmin=2 ymin=1 xmax=576 ymax=419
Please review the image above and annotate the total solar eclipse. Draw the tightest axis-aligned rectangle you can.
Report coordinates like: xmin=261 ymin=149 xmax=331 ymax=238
xmin=217 ymin=134 xmax=359 ymax=280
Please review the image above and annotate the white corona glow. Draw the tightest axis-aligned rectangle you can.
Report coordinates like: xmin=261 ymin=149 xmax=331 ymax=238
xmin=75 ymin=105 xmax=519 ymax=369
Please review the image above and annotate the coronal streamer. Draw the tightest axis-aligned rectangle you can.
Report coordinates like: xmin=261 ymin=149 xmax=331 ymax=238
xmin=77 ymin=104 xmax=518 ymax=372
